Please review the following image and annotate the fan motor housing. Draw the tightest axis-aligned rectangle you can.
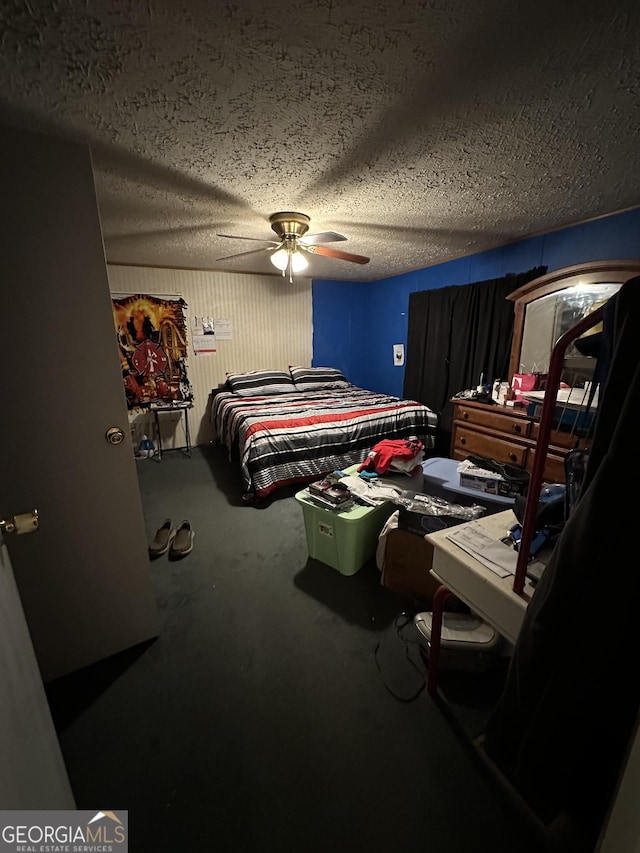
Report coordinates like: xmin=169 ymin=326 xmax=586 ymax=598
xmin=269 ymin=212 xmax=310 ymax=239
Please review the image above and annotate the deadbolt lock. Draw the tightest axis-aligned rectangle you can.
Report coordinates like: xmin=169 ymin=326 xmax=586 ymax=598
xmin=1 ymin=509 xmax=39 ymax=535
xmin=106 ymin=427 xmax=125 ymax=445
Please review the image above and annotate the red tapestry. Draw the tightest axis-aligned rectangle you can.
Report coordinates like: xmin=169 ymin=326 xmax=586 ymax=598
xmin=112 ymin=293 xmax=193 ymax=409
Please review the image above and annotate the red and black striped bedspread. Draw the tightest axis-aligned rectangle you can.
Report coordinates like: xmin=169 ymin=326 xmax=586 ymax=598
xmin=211 ymin=386 xmax=438 ymax=499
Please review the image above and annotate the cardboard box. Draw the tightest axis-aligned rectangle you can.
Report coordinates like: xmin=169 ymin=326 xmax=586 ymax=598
xmin=381 ymin=528 xmax=441 ymax=605
xmin=457 ymin=460 xmax=528 ymax=498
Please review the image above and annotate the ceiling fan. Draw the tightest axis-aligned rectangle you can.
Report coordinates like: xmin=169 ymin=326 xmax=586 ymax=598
xmin=216 ymin=212 xmax=370 ymax=282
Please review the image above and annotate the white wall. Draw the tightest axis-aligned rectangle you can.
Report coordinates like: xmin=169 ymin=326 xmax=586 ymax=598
xmin=107 ymin=265 xmax=313 ymax=449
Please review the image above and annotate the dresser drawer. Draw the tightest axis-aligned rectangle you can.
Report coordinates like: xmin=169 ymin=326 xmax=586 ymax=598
xmin=453 ymin=404 xmax=532 ymax=439
xmin=541 ymin=452 xmax=568 ymax=484
xmin=532 ymin=423 xmax=591 ymax=453
xmin=452 ymin=425 xmax=528 ymax=467
xmin=525 ymin=447 xmax=571 ymax=484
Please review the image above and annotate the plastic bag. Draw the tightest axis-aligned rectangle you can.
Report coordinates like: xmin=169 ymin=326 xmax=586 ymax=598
xmin=393 ymin=492 xmax=485 ymax=522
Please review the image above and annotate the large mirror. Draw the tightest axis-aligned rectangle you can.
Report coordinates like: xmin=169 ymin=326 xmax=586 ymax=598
xmin=519 ymin=282 xmax=620 ymax=373
xmin=506 ymin=260 xmax=640 ymax=381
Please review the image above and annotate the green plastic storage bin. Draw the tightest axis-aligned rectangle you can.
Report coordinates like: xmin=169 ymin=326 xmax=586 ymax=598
xmin=295 ymin=490 xmax=396 ymax=575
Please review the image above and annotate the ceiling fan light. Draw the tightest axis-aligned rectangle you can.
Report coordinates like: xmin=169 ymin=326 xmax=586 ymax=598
xmin=290 ymin=250 xmax=309 ymax=273
xmin=270 ymin=248 xmax=289 ymax=271
xmin=270 ymin=247 xmax=309 ymax=274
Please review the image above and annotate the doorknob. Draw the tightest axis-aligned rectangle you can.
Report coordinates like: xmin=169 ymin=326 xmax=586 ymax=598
xmin=105 ymin=427 xmax=125 ymax=445
xmin=0 ymin=509 xmax=39 ymax=535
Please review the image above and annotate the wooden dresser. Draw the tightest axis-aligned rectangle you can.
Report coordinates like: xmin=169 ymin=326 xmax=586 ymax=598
xmin=450 ymin=398 xmax=589 ymax=484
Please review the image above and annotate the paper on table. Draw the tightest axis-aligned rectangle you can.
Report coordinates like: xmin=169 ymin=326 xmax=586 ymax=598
xmin=446 ymin=525 xmax=518 ymax=578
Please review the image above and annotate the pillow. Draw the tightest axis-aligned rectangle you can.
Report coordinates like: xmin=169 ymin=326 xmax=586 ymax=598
xmin=289 ymin=366 xmax=351 ymax=391
xmin=226 ymin=369 xmax=295 ymax=396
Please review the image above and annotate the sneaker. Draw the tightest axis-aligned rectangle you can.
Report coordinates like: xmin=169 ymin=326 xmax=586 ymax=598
xmin=170 ymin=520 xmax=194 ymax=557
xmin=148 ymin=519 xmax=175 ymax=557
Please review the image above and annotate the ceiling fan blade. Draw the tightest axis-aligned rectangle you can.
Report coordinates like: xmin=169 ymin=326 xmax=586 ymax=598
xmin=217 ymin=233 xmax=280 ymax=245
xmin=216 ymin=246 xmax=277 ymax=262
xmin=304 ymin=245 xmax=370 ymax=265
xmin=299 ymin=231 xmax=347 ymax=246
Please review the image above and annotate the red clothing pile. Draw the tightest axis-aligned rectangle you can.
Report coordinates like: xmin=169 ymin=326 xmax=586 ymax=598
xmin=358 ymin=438 xmax=424 ymax=476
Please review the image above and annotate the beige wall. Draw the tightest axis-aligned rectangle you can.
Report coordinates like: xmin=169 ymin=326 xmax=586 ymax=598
xmin=107 ymin=265 xmax=313 ymax=449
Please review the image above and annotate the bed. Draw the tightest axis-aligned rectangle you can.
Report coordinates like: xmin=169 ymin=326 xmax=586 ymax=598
xmin=211 ymin=367 xmax=438 ymax=500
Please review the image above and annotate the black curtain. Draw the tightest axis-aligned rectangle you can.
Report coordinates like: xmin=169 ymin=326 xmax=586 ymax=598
xmin=483 ymin=276 xmax=640 ymax=844
xmin=403 ymin=267 xmax=546 ymax=455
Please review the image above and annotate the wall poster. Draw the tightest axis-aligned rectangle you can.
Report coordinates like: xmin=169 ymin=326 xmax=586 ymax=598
xmin=112 ymin=293 xmax=194 ymax=409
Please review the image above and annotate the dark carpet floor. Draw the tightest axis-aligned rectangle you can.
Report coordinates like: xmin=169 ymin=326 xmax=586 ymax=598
xmin=45 ymin=446 xmax=555 ymax=853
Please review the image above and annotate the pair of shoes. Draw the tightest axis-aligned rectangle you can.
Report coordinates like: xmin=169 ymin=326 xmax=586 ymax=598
xmin=149 ymin=519 xmax=195 ymax=558
xmin=170 ymin=519 xmax=194 ymax=557
xmin=148 ymin=519 xmax=175 ymax=557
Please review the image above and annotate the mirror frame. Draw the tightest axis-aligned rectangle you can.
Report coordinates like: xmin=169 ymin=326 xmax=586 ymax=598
xmin=505 ymin=259 xmax=640 ymax=381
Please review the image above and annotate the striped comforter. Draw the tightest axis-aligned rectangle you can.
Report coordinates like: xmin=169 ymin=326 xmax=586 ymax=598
xmin=211 ymin=386 xmax=438 ymax=499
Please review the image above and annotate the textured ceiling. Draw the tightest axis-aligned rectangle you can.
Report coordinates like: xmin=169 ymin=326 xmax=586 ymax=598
xmin=2 ymin=0 xmax=640 ymax=281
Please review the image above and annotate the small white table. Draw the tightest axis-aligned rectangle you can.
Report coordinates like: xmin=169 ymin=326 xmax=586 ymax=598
xmin=425 ymin=509 xmax=538 ymax=695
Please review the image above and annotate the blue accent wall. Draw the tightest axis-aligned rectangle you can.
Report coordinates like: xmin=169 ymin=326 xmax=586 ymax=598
xmin=312 ymin=207 xmax=640 ymax=396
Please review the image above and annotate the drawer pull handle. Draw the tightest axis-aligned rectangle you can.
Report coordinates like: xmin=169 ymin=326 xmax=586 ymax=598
xmin=509 ymin=453 xmax=517 ymax=462
xmin=462 ymin=412 xmax=469 ymax=420
xmin=460 ymin=437 xmax=466 ymax=445
xmin=512 ymin=424 xmax=522 ymax=434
